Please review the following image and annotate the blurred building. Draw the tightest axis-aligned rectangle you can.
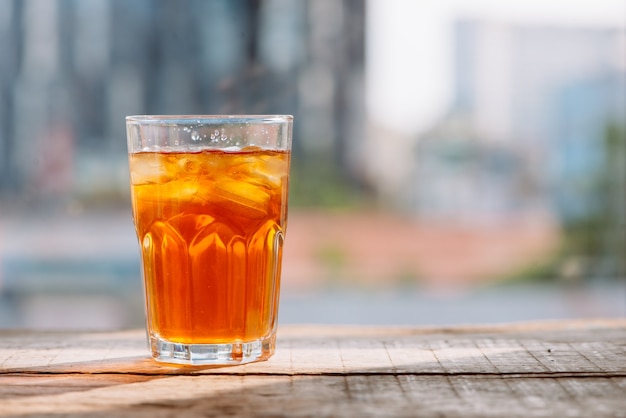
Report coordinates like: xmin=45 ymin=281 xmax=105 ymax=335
xmin=410 ymin=19 xmax=625 ymax=221
xmin=413 ymin=120 xmax=537 ymax=223
xmin=0 ymin=0 xmax=366 ymax=204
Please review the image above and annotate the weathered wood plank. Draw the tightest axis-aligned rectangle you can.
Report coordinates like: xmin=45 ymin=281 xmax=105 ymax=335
xmin=0 ymin=320 xmax=625 ymax=417
xmin=0 ymin=374 xmax=158 ymax=398
xmin=0 ymin=320 xmax=624 ymax=376
xmin=1 ymin=374 xmax=625 ymax=417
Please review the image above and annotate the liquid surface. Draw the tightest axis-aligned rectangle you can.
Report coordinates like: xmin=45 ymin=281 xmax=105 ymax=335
xmin=129 ymin=148 xmax=290 ymax=343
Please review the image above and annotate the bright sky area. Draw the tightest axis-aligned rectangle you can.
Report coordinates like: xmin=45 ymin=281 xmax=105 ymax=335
xmin=366 ymin=0 xmax=626 ymax=135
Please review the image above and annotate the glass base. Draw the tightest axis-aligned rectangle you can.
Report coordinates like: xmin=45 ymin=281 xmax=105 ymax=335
xmin=149 ymin=333 xmax=276 ymax=366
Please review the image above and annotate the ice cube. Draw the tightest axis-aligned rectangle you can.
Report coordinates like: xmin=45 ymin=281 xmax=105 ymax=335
xmin=170 ymin=181 xmax=204 ymax=201
xmin=213 ymin=179 xmax=270 ymax=219
xmin=246 ymin=157 xmax=288 ymax=189
xmin=129 ymin=154 xmax=172 ymax=185
xmin=133 ymin=180 xmax=200 ymax=203
xmin=176 ymin=157 xmax=200 ymax=174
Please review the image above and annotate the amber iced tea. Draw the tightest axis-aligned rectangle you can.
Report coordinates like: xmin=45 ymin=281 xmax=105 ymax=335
xmin=126 ymin=115 xmax=292 ymax=365
xmin=130 ymin=149 xmax=289 ymax=344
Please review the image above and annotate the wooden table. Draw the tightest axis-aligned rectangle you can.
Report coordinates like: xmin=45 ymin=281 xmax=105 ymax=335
xmin=1 ymin=320 xmax=625 ymax=417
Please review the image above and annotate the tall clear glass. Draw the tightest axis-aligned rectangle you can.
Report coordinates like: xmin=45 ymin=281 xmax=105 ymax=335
xmin=126 ymin=115 xmax=292 ymax=365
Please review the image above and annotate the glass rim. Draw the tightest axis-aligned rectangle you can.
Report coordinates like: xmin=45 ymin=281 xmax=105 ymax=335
xmin=126 ymin=115 xmax=293 ymax=124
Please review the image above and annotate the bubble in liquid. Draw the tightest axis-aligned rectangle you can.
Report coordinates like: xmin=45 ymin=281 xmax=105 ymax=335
xmin=209 ymin=129 xmax=219 ymax=143
xmin=191 ymin=131 xmax=200 ymax=142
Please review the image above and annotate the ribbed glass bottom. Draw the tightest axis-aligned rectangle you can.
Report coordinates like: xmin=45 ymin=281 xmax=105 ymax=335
xmin=149 ymin=333 xmax=276 ymax=366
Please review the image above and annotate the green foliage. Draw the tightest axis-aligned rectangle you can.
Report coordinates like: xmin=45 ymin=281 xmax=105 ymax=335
xmin=568 ymin=123 xmax=626 ymax=279
xmin=505 ymin=123 xmax=626 ymax=283
xmin=315 ymin=244 xmax=347 ymax=271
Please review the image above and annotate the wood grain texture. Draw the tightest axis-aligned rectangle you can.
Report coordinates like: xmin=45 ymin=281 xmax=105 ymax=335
xmin=1 ymin=320 xmax=625 ymax=417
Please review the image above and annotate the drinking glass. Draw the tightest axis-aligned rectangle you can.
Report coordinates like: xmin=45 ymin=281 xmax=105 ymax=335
xmin=126 ymin=115 xmax=292 ymax=365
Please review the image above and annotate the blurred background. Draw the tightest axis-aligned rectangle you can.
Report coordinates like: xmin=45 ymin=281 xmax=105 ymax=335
xmin=0 ymin=0 xmax=624 ymax=329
